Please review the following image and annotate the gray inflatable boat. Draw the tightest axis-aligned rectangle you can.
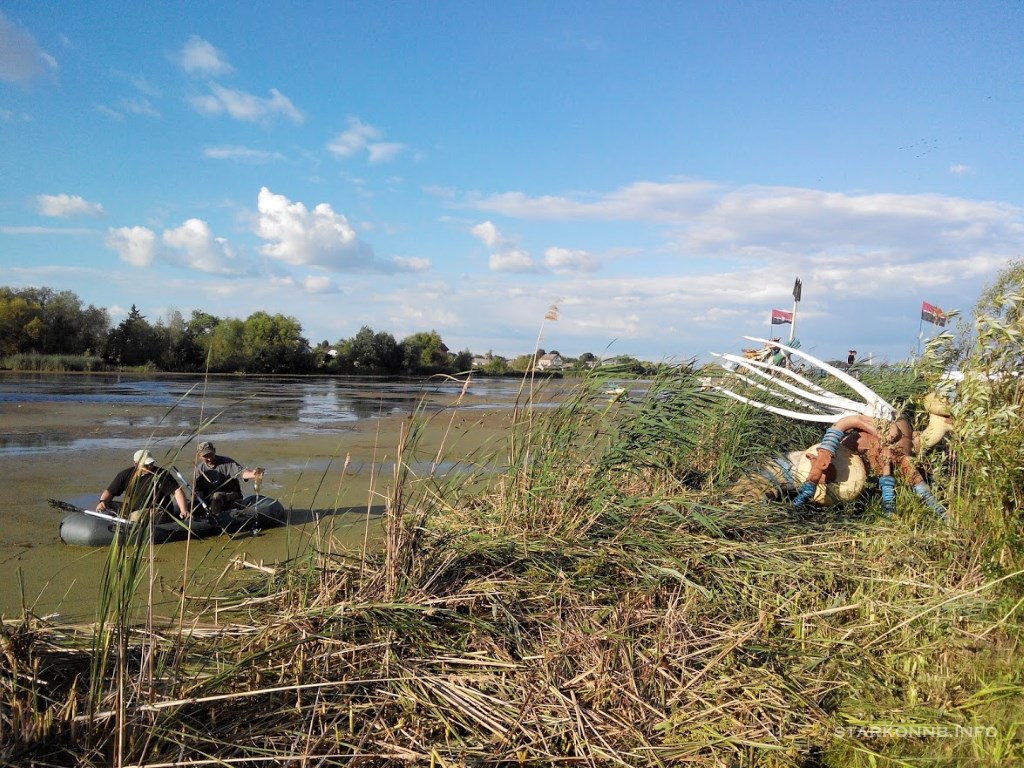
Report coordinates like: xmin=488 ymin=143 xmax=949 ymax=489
xmin=54 ymin=495 xmax=287 ymax=547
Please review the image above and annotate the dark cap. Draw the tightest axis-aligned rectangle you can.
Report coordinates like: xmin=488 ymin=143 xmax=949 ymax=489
xmin=197 ymin=441 xmax=216 ymax=456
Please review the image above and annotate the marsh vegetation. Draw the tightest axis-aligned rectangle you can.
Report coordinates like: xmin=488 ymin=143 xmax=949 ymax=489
xmin=2 ymin=265 xmax=1022 ymax=766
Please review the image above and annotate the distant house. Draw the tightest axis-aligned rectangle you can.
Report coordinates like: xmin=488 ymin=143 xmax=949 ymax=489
xmin=472 ymin=356 xmax=490 ymax=368
xmin=535 ymin=353 xmax=563 ymax=371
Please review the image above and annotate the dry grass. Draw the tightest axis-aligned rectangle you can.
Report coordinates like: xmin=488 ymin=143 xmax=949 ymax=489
xmin=1 ymin=352 xmax=1022 ymax=767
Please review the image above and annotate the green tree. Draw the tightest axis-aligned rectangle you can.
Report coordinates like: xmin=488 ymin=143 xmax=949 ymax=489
xmin=0 ymin=289 xmax=42 ymax=354
xmin=349 ymin=326 xmax=377 ymax=370
xmin=240 ymin=311 xmax=311 ymax=373
xmin=509 ymin=354 xmax=536 ymax=372
xmin=482 ymin=355 xmax=509 ymax=375
xmin=155 ymin=309 xmax=203 ymax=371
xmin=401 ymin=330 xmax=450 ymax=374
xmin=452 ymin=348 xmax=474 ymax=373
xmin=104 ymin=305 xmax=160 ymax=367
xmin=205 ymin=318 xmax=246 ymax=372
xmin=372 ymin=330 xmax=403 ymax=374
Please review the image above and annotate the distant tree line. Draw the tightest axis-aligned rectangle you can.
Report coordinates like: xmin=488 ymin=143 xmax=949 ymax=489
xmin=0 ymin=285 xmax=662 ymax=376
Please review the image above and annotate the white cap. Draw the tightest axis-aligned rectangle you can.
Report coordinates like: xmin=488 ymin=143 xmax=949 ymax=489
xmin=133 ymin=449 xmax=156 ymax=466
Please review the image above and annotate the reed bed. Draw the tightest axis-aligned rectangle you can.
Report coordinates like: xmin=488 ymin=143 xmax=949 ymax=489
xmin=2 ymin=341 xmax=1022 ymax=766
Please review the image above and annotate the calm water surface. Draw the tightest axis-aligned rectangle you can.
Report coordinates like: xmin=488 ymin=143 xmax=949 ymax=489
xmin=0 ymin=373 xmax=533 ymax=456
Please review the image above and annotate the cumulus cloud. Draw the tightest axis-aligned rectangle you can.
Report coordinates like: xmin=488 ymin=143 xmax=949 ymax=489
xmin=471 ymin=221 xmax=504 ymax=248
xmin=36 ymin=193 xmax=105 ymax=218
xmin=0 ymin=11 xmax=58 ymax=84
xmin=190 ymin=83 xmax=303 ymax=124
xmin=178 ymin=35 xmax=233 ymax=77
xmin=471 ymin=220 xmax=544 ymax=273
xmin=162 ymin=218 xmax=237 ymax=274
xmin=103 ymin=218 xmax=244 ymax=274
xmin=544 ymin=246 xmax=599 ymax=274
xmin=254 ymin=188 xmax=428 ymax=274
xmin=106 ymin=226 xmax=157 ymax=267
xmin=203 ymin=145 xmax=284 ymax=163
xmin=328 ymin=117 xmax=406 ymax=162
xmin=489 ymin=249 xmax=539 ymax=273
xmin=255 ymin=187 xmax=377 ymax=271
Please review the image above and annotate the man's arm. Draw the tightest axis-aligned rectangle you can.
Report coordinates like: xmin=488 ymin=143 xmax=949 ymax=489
xmin=173 ymin=487 xmax=189 ymax=519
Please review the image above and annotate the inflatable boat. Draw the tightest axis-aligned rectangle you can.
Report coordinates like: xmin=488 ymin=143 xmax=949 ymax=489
xmin=53 ymin=494 xmax=288 ymax=547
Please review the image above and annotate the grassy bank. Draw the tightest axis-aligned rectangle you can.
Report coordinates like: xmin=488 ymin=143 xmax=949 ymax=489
xmin=1 ymin=295 xmax=1022 ymax=765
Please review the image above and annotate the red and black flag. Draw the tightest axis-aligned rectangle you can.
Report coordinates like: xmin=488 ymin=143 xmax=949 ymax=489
xmin=921 ymin=301 xmax=947 ymax=327
xmin=771 ymin=309 xmax=794 ymax=325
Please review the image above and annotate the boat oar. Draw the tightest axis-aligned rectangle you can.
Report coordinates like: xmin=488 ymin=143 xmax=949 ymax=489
xmin=46 ymin=498 xmax=130 ymax=525
xmin=170 ymin=466 xmax=214 ymax=517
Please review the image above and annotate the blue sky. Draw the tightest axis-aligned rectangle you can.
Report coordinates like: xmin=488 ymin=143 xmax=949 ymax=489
xmin=1 ymin=1 xmax=1021 ymax=364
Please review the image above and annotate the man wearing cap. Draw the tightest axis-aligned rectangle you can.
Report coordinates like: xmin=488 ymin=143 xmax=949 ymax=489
xmin=97 ymin=450 xmax=189 ymax=522
xmin=193 ymin=441 xmax=264 ymax=515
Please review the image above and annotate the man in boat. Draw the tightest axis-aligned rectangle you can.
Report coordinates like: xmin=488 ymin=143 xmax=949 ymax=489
xmin=193 ymin=441 xmax=264 ymax=515
xmin=97 ymin=449 xmax=190 ymax=522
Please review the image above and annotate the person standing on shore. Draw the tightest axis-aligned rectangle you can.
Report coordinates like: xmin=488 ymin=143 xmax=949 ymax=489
xmin=97 ymin=449 xmax=189 ymax=522
xmin=193 ymin=441 xmax=264 ymax=514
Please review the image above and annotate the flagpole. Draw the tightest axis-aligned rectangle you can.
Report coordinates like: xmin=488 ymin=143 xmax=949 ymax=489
xmin=789 ymin=277 xmax=802 ymax=344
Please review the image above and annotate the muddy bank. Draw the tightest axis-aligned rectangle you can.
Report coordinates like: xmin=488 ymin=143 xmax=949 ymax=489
xmin=1 ymin=394 xmax=521 ymax=620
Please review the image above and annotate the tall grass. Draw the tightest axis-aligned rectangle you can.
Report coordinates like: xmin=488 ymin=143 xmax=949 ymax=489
xmin=0 ymin=353 xmax=105 ymax=372
xmin=2 ymin=276 xmax=1024 ymax=766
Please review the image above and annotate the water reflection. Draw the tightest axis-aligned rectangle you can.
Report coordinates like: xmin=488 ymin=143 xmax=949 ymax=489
xmin=0 ymin=373 xmax=542 ymax=455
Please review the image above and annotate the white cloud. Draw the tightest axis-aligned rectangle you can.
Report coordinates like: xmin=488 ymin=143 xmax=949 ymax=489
xmin=106 ymin=226 xmax=157 ymax=267
xmin=489 ymin=249 xmax=539 ymax=273
xmin=0 ymin=11 xmax=58 ymax=84
xmin=1 ymin=225 xmax=95 ymax=235
xmin=470 ymin=180 xmax=718 ymax=221
xmin=178 ymin=35 xmax=233 ymax=77
xmin=471 ymin=220 xmax=543 ymax=273
xmin=301 ymin=275 xmax=337 ymax=293
xmin=255 ymin=187 xmax=378 ymax=271
xmin=36 ymin=193 xmax=105 ymax=218
xmin=544 ymin=246 xmax=599 ymax=274
xmin=471 ymin=220 xmax=504 ymax=248
xmin=96 ymin=104 xmax=124 ymax=121
xmin=392 ymin=256 xmax=431 ymax=272
xmin=123 ymin=98 xmax=160 ymax=118
xmin=203 ymin=145 xmax=285 ymax=163
xmin=162 ymin=218 xmax=237 ymax=274
xmin=190 ymin=83 xmax=303 ymax=124
xmin=949 ymin=164 xmax=973 ymax=175
xmin=327 ymin=117 xmax=407 ymax=163
xmin=467 ymin=182 xmax=1024 ymax=270
xmin=368 ymin=142 xmax=407 ymax=163
xmin=327 ymin=117 xmax=380 ymax=158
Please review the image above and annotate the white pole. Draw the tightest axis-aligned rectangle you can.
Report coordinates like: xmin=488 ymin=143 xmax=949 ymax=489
xmin=789 ymin=277 xmax=801 ymax=344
